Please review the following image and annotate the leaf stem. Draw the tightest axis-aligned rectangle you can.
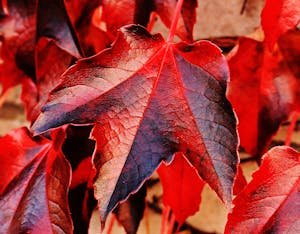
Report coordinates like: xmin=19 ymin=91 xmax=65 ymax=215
xmin=285 ymin=112 xmax=299 ymax=146
xmin=144 ymin=205 xmax=150 ymax=234
xmin=240 ymin=0 xmax=248 ymax=14
xmin=167 ymin=0 xmax=184 ymax=43
xmin=167 ymin=212 xmax=176 ymax=234
xmin=161 ymin=205 xmax=171 ymax=234
xmin=106 ymin=214 xmax=116 ymax=234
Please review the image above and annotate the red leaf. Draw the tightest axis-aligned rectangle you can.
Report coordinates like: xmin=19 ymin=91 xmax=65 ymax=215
xmin=64 ymin=0 xmax=101 ymax=25
xmin=0 ymin=127 xmax=44 ymax=193
xmin=65 ymin=0 xmax=110 ymax=55
xmin=278 ymin=29 xmax=300 ymax=110
xmin=0 ymin=0 xmax=7 ymax=16
xmin=0 ymin=0 xmax=80 ymax=97
xmin=227 ymin=37 xmax=295 ymax=156
xmin=233 ymin=165 xmax=247 ymax=195
xmin=102 ymin=0 xmax=138 ymax=36
xmin=77 ymin=18 xmax=111 ymax=56
xmin=157 ymin=153 xmax=205 ymax=225
xmin=0 ymin=0 xmax=36 ymax=94
xmin=22 ymin=38 xmax=74 ymax=121
xmin=32 ymin=25 xmax=238 ymax=220
xmin=226 ymin=146 xmax=300 ymax=233
xmin=70 ymin=156 xmax=94 ymax=189
xmin=36 ymin=0 xmax=82 ymax=58
xmin=261 ymin=0 xmax=300 ymax=50
xmin=0 ymin=127 xmax=73 ymax=233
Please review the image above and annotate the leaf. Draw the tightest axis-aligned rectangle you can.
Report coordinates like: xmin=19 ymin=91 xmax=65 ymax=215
xmin=227 ymin=37 xmax=295 ymax=156
xmin=278 ymin=29 xmax=300 ymax=78
xmin=70 ymin=156 xmax=94 ymax=189
xmin=278 ymin=29 xmax=300 ymax=110
xmin=64 ymin=0 xmax=101 ymax=26
xmin=225 ymin=146 xmax=300 ymax=233
xmin=0 ymin=127 xmax=44 ymax=193
xmin=22 ymin=38 xmax=74 ymax=121
xmin=36 ymin=0 xmax=82 ymax=58
xmin=233 ymin=165 xmax=247 ymax=195
xmin=261 ymin=0 xmax=300 ymax=50
xmin=157 ymin=153 xmax=205 ymax=225
xmin=32 ymin=25 xmax=238 ymax=220
xmin=0 ymin=0 xmax=36 ymax=94
xmin=0 ymin=0 xmax=7 ymax=16
xmin=0 ymin=127 xmax=73 ymax=233
xmin=65 ymin=0 xmax=110 ymax=55
xmin=101 ymin=0 xmax=140 ymax=36
xmin=114 ymin=185 xmax=147 ymax=234
xmin=0 ymin=0 xmax=80 ymax=97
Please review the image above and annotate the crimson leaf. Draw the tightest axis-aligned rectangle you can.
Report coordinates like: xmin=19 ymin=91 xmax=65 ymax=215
xmin=227 ymin=37 xmax=295 ymax=156
xmin=36 ymin=0 xmax=82 ymax=58
xmin=65 ymin=0 xmax=110 ymax=56
xmin=0 ymin=0 xmax=80 ymax=97
xmin=157 ymin=153 xmax=205 ymax=225
xmin=32 ymin=25 xmax=238 ymax=220
xmin=226 ymin=146 xmax=300 ymax=233
xmin=261 ymin=0 xmax=300 ymax=50
xmin=0 ymin=127 xmax=73 ymax=233
xmin=22 ymin=38 xmax=75 ymax=121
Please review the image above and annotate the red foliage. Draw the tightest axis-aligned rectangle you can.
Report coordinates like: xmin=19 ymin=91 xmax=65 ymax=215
xmin=22 ymin=38 xmax=75 ymax=121
xmin=32 ymin=24 xmax=238 ymax=219
xmin=158 ymin=153 xmax=205 ymax=225
xmin=228 ymin=30 xmax=300 ymax=157
xmin=0 ymin=127 xmax=72 ymax=233
xmin=226 ymin=146 xmax=300 ymax=233
xmin=0 ymin=0 xmax=299 ymax=233
xmin=261 ymin=0 xmax=300 ymax=50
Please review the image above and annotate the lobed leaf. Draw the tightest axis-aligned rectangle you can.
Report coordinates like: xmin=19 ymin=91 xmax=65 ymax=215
xmin=32 ymin=25 xmax=238 ymax=220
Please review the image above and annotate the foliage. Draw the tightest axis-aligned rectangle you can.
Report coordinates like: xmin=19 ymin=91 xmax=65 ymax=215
xmin=0 ymin=0 xmax=299 ymax=233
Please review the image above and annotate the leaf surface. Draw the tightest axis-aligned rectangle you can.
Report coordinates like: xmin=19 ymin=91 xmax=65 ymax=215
xmin=36 ymin=0 xmax=81 ymax=58
xmin=0 ymin=127 xmax=73 ymax=234
xmin=261 ymin=0 xmax=300 ymax=49
xmin=226 ymin=146 xmax=300 ymax=233
xmin=0 ymin=0 xmax=80 ymax=97
xmin=32 ymin=25 xmax=238 ymax=220
xmin=278 ymin=29 xmax=300 ymax=110
xmin=0 ymin=0 xmax=36 ymax=94
xmin=157 ymin=153 xmax=205 ymax=225
xmin=22 ymin=38 xmax=74 ymax=121
xmin=65 ymin=0 xmax=110 ymax=56
xmin=227 ymin=37 xmax=296 ymax=156
xmin=233 ymin=165 xmax=247 ymax=195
